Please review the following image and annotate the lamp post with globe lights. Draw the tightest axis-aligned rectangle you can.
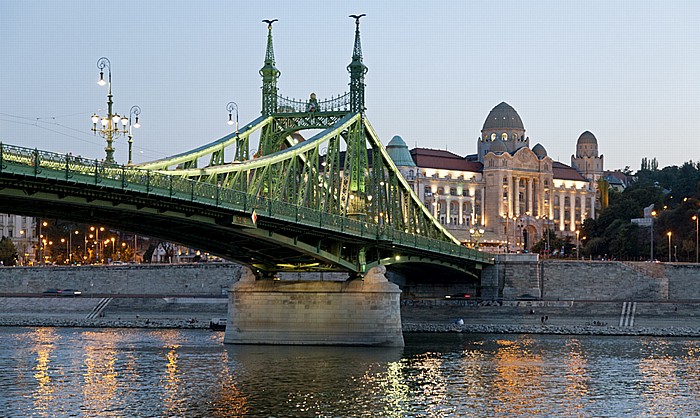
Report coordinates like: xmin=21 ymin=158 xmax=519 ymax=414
xmin=91 ymin=57 xmax=139 ymax=165
xmin=469 ymin=227 xmax=485 ymax=250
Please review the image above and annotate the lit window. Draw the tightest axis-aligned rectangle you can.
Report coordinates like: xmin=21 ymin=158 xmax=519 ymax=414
xmin=502 ymin=133 xmax=508 ymax=140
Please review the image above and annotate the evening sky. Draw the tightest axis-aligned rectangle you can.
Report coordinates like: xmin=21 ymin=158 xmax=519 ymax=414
xmin=1 ymin=1 xmax=698 ymax=170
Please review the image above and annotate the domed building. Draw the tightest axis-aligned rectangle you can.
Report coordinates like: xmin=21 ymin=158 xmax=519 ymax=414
xmin=389 ymin=102 xmax=602 ymax=252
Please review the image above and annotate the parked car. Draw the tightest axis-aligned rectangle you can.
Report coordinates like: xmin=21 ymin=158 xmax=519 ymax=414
xmin=59 ymin=289 xmax=82 ymax=297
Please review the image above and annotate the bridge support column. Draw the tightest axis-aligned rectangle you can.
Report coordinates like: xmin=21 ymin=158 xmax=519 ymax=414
xmin=224 ymin=265 xmax=404 ymax=347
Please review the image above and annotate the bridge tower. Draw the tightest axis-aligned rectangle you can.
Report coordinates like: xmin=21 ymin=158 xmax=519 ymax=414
xmin=260 ymin=19 xmax=280 ymax=117
xmin=348 ymin=14 xmax=368 ymax=114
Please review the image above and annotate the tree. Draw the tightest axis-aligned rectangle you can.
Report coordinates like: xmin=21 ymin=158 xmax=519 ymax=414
xmin=0 ymin=237 xmax=18 ymax=266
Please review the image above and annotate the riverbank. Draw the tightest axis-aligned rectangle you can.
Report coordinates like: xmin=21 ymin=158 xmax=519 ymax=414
xmin=5 ymin=295 xmax=700 ymax=337
xmin=3 ymin=315 xmax=700 ymax=338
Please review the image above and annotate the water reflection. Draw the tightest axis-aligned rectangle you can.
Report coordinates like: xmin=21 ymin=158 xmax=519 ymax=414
xmin=3 ymin=329 xmax=700 ymax=416
xmin=225 ymin=344 xmax=403 ymax=415
xmin=563 ymin=338 xmax=591 ymax=414
xmin=492 ymin=336 xmax=545 ymax=416
xmin=30 ymin=328 xmax=58 ymax=416
xmin=80 ymin=330 xmax=122 ymax=416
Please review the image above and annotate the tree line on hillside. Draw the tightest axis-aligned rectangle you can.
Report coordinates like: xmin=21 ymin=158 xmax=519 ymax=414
xmin=532 ymin=158 xmax=700 ymax=261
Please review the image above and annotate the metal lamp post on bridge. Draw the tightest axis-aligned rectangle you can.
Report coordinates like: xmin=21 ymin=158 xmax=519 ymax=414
xmin=126 ymin=105 xmax=141 ymax=165
xmin=575 ymin=229 xmax=580 ymax=260
xmin=667 ymin=231 xmax=672 ymax=262
xmin=91 ymin=57 xmax=139 ymax=165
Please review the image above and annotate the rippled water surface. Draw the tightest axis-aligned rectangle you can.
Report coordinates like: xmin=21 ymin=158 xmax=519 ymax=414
xmin=1 ymin=328 xmax=699 ymax=416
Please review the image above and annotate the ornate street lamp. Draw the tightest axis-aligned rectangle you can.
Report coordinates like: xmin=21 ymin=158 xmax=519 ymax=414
xmin=127 ymin=105 xmax=141 ymax=165
xmin=667 ymin=231 xmax=672 ymax=262
xmin=469 ymin=227 xmax=485 ymax=250
xmin=227 ymin=101 xmax=239 ymax=131
xmin=91 ymin=57 xmax=139 ymax=164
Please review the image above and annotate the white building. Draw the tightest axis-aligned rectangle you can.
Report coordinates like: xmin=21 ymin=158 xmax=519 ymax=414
xmin=0 ymin=213 xmax=37 ymax=264
xmin=387 ymin=102 xmax=603 ymax=251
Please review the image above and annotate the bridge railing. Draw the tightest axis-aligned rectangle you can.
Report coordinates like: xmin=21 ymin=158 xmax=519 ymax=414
xmin=0 ymin=143 xmax=492 ymax=263
xmin=276 ymin=92 xmax=351 ymax=113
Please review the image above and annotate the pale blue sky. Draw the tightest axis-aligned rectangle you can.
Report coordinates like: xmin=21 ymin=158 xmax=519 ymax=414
xmin=1 ymin=1 xmax=699 ymax=170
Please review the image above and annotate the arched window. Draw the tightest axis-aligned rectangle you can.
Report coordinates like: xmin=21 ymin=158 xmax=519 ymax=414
xmin=502 ymin=133 xmax=508 ymax=141
xmin=491 ymin=133 xmax=496 ymax=141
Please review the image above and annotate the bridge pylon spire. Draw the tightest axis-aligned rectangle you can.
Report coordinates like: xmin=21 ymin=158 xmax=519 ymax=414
xmin=348 ymin=14 xmax=368 ymax=114
xmin=260 ymin=19 xmax=280 ymax=116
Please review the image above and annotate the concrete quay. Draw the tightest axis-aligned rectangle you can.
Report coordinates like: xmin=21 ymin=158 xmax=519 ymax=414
xmin=1 ymin=260 xmax=700 ymax=340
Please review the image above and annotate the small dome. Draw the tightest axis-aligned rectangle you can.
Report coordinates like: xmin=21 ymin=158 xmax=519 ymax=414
xmin=489 ymin=138 xmax=507 ymax=154
xmin=577 ymin=131 xmax=597 ymax=145
xmin=387 ymin=135 xmax=407 ymax=147
xmin=386 ymin=135 xmax=416 ymax=167
xmin=532 ymin=143 xmax=547 ymax=158
xmin=482 ymin=102 xmax=525 ymax=131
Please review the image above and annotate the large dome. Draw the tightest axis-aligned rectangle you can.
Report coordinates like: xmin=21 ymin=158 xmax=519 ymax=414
xmin=482 ymin=102 xmax=524 ymax=131
xmin=577 ymin=131 xmax=598 ymax=145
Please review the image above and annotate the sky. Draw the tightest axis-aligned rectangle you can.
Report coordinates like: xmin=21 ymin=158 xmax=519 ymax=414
xmin=1 ymin=0 xmax=699 ymax=171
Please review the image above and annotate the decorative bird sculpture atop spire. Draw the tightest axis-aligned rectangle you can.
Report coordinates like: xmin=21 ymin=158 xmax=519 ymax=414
xmin=262 ymin=19 xmax=278 ymax=28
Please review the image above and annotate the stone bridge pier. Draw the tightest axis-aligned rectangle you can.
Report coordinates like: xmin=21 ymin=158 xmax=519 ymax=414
xmin=224 ymin=265 xmax=404 ymax=347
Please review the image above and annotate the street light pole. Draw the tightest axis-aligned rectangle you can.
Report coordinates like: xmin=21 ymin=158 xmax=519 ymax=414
xmin=92 ymin=57 xmax=138 ymax=165
xmin=650 ymin=210 xmax=656 ymax=261
xmin=576 ymin=229 xmax=580 ymax=260
xmin=667 ymin=231 xmax=672 ymax=262
xmin=693 ymin=215 xmax=699 ymax=263
xmin=127 ymin=105 xmax=141 ymax=165
xmin=227 ymin=101 xmax=246 ymax=161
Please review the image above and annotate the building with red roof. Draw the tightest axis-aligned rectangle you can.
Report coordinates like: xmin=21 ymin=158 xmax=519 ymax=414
xmin=386 ymin=102 xmax=603 ymax=251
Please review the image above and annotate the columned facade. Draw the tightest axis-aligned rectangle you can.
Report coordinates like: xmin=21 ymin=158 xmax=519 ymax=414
xmin=388 ymin=102 xmax=602 ymax=251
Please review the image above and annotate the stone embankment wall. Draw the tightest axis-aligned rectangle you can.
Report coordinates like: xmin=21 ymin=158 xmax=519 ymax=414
xmin=541 ymin=261 xmax=700 ymax=301
xmin=0 ymin=263 xmax=242 ymax=295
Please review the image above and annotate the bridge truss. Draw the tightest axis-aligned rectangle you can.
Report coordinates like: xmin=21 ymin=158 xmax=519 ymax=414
xmin=0 ymin=17 xmax=492 ymax=277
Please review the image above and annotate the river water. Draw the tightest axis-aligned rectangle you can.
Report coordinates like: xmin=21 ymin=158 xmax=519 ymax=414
xmin=1 ymin=327 xmax=699 ymax=417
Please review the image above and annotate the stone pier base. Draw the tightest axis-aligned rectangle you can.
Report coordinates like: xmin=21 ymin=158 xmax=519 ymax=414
xmin=224 ymin=266 xmax=404 ymax=347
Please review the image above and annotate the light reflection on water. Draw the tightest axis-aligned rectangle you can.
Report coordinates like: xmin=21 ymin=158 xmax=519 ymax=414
xmin=0 ymin=328 xmax=699 ymax=416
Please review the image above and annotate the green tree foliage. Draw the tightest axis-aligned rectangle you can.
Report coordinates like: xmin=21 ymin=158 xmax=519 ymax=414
xmin=583 ymin=159 xmax=700 ymax=260
xmin=0 ymin=237 xmax=18 ymax=266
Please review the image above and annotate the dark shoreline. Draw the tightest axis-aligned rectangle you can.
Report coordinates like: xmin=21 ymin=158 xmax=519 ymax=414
xmin=3 ymin=317 xmax=700 ymax=338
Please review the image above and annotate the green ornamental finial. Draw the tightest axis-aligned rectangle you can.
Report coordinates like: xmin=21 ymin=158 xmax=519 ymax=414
xmin=261 ymin=19 xmax=280 ymax=115
xmin=348 ymin=14 xmax=368 ymax=113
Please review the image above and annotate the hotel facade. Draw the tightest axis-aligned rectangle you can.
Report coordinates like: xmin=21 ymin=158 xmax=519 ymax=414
xmin=387 ymin=102 xmax=603 ymax=251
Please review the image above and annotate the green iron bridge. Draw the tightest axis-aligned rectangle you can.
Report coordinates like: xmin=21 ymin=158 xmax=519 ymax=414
xmin=0 ymin=17 xmax=492 ymax=278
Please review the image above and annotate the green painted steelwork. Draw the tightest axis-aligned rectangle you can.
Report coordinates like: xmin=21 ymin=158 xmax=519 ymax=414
xmin=0 ymin=142 xmax=493 ymax=274
xmin=0 ymin=16 xmax=493 ymax=277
